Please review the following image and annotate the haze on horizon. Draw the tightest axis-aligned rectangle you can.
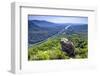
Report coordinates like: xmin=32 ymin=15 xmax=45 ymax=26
xmin=28 ymin=15 xmax=88 ymax=24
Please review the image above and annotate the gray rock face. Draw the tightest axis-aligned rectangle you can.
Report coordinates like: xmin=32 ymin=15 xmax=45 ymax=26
xmin=60 ymin=38 xmax=75 ymax=58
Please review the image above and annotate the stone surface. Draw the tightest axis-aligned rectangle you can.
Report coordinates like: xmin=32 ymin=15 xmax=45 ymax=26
xmin=60 ymin=38 xmax=75 ymax=58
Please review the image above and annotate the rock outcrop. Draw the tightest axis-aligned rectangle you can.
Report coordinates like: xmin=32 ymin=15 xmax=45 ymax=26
xmin=60 ymin=38 xmax=75 ymax=58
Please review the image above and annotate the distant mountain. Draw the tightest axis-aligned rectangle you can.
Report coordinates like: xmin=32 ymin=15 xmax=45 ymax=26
xmin=30 ymin=20 xmax=64 ymax=28
xmin=28 ymin=20 xmax=88 ymax=45
xmin=65 ymin=24 xmax=88 ymax=34
xmin=28 ymin=20 xmax=65 ymax=44
xmin=28 ymin=20 xmax=41 ymax=31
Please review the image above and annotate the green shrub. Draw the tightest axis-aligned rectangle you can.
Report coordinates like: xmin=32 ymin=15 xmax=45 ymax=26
xmin=28 ymin=34 xmax=88 ymax=60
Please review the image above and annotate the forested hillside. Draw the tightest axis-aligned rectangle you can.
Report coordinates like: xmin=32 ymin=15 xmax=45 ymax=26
xmin=28 ymin=20 xmax=88 ymax=60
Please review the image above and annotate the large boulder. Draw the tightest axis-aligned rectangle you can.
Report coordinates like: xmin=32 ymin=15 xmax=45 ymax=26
xmin=60 ymin=38 xmax=75 ymax=58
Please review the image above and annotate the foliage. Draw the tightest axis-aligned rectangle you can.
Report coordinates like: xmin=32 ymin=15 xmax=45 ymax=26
xmin=28 ymin=33 xmax=88 ymax=60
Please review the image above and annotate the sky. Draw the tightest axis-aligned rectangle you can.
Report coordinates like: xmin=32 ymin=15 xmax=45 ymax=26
xmin=28 ymin=15 xmax=88 ymax=24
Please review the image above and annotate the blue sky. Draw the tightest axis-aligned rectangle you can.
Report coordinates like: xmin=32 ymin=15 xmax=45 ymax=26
xmin=28 ymin=15 xmax=88 ymax=24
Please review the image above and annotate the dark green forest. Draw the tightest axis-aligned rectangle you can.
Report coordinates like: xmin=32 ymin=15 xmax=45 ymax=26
xmin=28 ymin=33 xmax=88 ymax=60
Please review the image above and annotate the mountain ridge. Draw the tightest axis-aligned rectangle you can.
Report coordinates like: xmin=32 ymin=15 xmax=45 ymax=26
xmin=28 ymin=20 xmax=88 ymax=45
